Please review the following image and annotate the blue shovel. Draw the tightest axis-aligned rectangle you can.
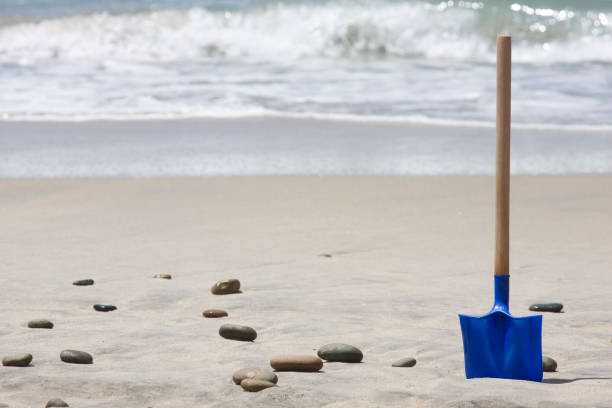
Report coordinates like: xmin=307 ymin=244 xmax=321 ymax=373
xmin=458 ymin=36 xmax=543 ymax=382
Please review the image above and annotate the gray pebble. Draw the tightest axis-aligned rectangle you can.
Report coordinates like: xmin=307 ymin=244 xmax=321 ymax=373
xmin=72 ymin=279 xmax=94 ymax=286
xmin=219 ymin=324 xmax=257 ymax=341
xmin=543 ymin=356 xmax=557 ymax=372
xmin=317 ymin=343 xmax=363 ymax=363
xmin=93 ymin=304 xmax=116 ymax=312
xmin=2 ymin=353 xmax=32 ymax=367
xmin=60 ymin=350 xmax=93 ymax=364
xmin=28 ymin=319 xmax=54 ymax=329
xmin=233 ymin=367 xmax=278 ymax=385
xmin=529 ymin=303 xmax=563 ymax=313
xmin=392 ymin=357 xmax=417 ymax=367
xmin=46 ymin=399 xmax=69 ymax=407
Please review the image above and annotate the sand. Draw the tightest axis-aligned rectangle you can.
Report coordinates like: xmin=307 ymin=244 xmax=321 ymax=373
xmin=1 ymin=176 xmax=611 ymax=407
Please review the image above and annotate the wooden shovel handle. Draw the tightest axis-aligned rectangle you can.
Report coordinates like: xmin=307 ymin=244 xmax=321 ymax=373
xmin=495 ymin=36 xmax=511 ymax=276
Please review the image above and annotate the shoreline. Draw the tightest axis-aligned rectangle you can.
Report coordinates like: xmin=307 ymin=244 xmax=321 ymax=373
xmin=2 ymin=118 xmax=612 ymax=177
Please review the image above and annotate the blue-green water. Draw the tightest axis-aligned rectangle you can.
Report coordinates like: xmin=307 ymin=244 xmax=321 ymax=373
xmin=0 ymin=0 xmax=611 ymax=125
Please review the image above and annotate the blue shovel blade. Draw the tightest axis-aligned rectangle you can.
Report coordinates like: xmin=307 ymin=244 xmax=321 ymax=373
xmin=458 ymin=275 xmax=543 ymax=382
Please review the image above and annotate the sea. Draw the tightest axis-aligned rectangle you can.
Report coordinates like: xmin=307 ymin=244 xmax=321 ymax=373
xmin=0 ymin=0 xmax=611 ymax=176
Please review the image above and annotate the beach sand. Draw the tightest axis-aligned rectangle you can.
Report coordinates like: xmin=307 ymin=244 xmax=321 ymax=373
xmin=1 ymin=176 xmax=611 ymax=407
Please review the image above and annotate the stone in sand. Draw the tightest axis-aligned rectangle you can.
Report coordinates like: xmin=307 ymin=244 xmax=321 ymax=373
xmin=317 ymin=343 xmax=363 ymax=363
xmin=72 ymin=279 xmax=94 ymax=286
xmin=60 ymin=350 xmax=93 ymax=364
xmin=154 ymin=274 xmax=172 ymax=279
xmin=270 ymin=355 xmax=323 ymax=372
xmin=203 ymin=309 xmax=228 ymax=318
xmin=240 ymin=379 xmax=276 ymax=392
xmin=543 ymin=356 xmax=557 ymax=372
xmin=2 ymin=353 xmax=32 ymax=367
xmin=46 ymin=399 xmax=69 ymax=407
xmin=211 ymin=279 xmax=240 ymax=295
xmin=93 ymin=304 xmax=117 ymax=312
xmin=392 ymin=357 xmax=417 ymax=367
xmin=529 ymin=303 xmax=563 ymax=313
xmin=233 ymin=367 xmax=278 ymax=385
xmin=219 ymin=324 xmax=257 ymax=341
xmin=28 ymin=319 xmax=54 ymax=329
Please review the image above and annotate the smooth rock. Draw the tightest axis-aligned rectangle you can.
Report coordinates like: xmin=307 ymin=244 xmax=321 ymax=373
xmin=28 ymin=319 xmax=54 ymax=329
xmin=543 ymin=356 xmax=557 ymax=372
xmin=233 ymin=367 xmax=278 ymax=385
xmin=270 ymin=355 xmax=323 ymax=372
xmin=153 ymin=274 xmax=172 ymax=279
xmin=240 ymin=379 xmax=276 ymax=392
xmin=72 ymin=279 xmax=94 ymax=286
xmin=529 ymin=303 xmax=563 ymax=313
xmin=2 ymin=353 xmax=32 ymax=367
xmin=392 ymin=357 xmax=417 ymax=367
xmin=211 ymin=279 xmax=241 ymax=295
xmin=317 ymin=343 xmax=363 ymax=363
xmin=93 ymin=304 xmax=117 ymax=312
xmin=203 ymin=309 xmax=228 ymax=318
xmin=219 ymin=324 xmax=256 ymax=341
xmin=46 ymin=399 xmax=69 ymax=407
xmin=60 ymin=350 xmax=93 ymax=364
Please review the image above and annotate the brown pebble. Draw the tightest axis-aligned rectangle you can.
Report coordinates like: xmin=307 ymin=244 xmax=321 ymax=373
xmin=46 ymin=398 xmax=69 ymax=407
xmin=153 ymin=274 xmax=172 ymax=279
xmin=240 ymin=379 xmax=276 ymax=392
xmin=270 ymin=355 xmax=323 ymax=372
xmin=2 ymin=353 xmax=33 ymax=367
xmin=211 ymin=279 xmax=241 ymax=295
xmin=203 ymin=309 xmax=228 ymax=318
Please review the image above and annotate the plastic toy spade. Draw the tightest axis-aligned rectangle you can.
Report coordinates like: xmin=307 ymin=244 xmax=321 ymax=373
xmin=458 ymin=36 xmax=543 ymax=382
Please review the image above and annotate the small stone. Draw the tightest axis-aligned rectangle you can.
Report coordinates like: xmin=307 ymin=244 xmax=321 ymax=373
xmin=317 ymin=343 xmax=363 ymax=363
xmin=72 ymin=279 xmax=94 ymax=286
xmin=2 ymin=353 xmax=32 ymax=367
xmin=543 ymin=356 xmax=557 ymax=372
xmin=203 ymin=309 xmax=228 ymax=318
xmin=46 ymin=399 xmax=69 ymax=407
xmin=153 ymin=274 xmax=172 ymax=279
xmin=219 ymin=324 xmax=256 ymax=341
xmin=270 ymin=355 xmax=323 ymax=372
xmin=233 ymin=368 xmax=278 ymax=385
xmin=240 ymin=379 xmax=276 ymax=392
xmin=28 ymin=319 xmax=54 ymax=329
xmin=392 ymin=357 xmax=417 ymax=367
xmin=319 ymin=253 xmax=333 ymax=258
xmin=93 ymin=304 xmax=117 ymax=312
xmin=529 ymin=303 xmax=563 ymax=313
xmin=211 ymin=279 xmax=241 ymax=295
xmin=60 ymin=350 xmax=93 ymax=364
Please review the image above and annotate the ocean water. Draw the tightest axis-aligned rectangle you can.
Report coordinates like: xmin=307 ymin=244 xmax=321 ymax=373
xmin=1 ymin=0 xmax=611 ymax=127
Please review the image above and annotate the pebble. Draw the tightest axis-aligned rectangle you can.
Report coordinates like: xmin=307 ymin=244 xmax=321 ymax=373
xmin=28 ymin=319 xmax=54 ymax=329
xmin=270 ymin=355 xmax=323 ymax=372
xmin=211 ymin=279 xmax=241 ymax=295
xmin=392 ymin=357 xmax=417 ymax=367
xmin=203 ymin=309 xmax=228 ymax=318
xmin=233 ymin=367 xmax=278 ymax=385
xmin=72 ymin=279 xmax=94 ymax=286
xmin=240 ymin=379 xmax=276 ymax=392
xmin=60 ymin=350 xmax=93 ymax=364
xmin=93 ymin=304 xmax=117 ymax=312
xmin=543 ymin=356 xmax=557 ymax=372
xmin=2 ymin=353 xmax=32 ymax=367
xmin=153 ymin=274 xmax=172 ymax=279
xmin=219 ymin=324 xmax=257 ymax=341
xmin=317 ymin=343 xmax=363 ymax=363
xmin=529 ymin=303 xmax=563 ymax=313
xmin=46 ymin=399 xmax=69 ymax=407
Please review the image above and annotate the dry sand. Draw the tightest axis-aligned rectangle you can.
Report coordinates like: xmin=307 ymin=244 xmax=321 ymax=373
xmin=1 ymin=176 xmax=611 ymax=407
